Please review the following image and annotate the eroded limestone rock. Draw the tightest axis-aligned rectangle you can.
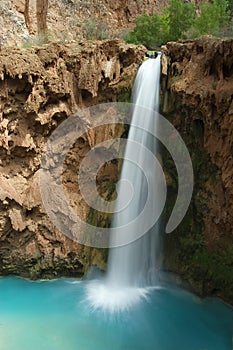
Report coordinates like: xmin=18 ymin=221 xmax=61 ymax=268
xmin=161 ymin=37 xmax=233 ymax=304
xmin=0 ymin=40 xmax=145 ymax=278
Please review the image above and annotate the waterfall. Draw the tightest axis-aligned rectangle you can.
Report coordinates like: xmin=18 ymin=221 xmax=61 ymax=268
xmin=107 ymin=56 xmax=162 ymax=288
xmin=86 ymin=55 xmax=163 ymax=312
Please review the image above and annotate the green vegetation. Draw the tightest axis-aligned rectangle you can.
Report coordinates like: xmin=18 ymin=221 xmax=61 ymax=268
xmin=126 ymin=0 xmax=232 ymax=48
xmin=81 ymin=18 xmax=129 ymax=41
xmin=125 ymin=13 xmax=166 ymax=48
xmin=228 ymin=0 xmax=233 ymax=15
xmin=180 ymin=234 xmax=233 ymax=300
xmin=163 ymin=0 xmax=196 ymax=41
xmin=82 ymin=18 xmax=110 ymax=40
xmin=191 ymin=0 xmax=230 ymax=37
xmin=23 ymin=31 xmax=53 ymax=48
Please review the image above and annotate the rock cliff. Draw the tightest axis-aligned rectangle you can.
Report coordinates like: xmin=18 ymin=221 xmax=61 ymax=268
xmin=0 ymin=28 xmax=232 ymax=305
xmin=0 ymin=39 xmax=145 ymax=278
xmin=161 ymin=37 xmax=233 ymax=304
xmin=1 ymin=0 xmax=168 ymax=47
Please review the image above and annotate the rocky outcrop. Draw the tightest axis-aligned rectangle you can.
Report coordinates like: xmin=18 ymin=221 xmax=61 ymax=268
xmin=87 ymin=0 xmax=168 ymax=26
xmin=161 ymin=37 xmax=233 ymax=304
xmin=0 ymin=0 xmax=206 ymax=47
xmin=0 ymin=39 xmax=145 ymax=278
xmin=0 ymin=0 xmax=169 ymax=47
xmin=0 ymin=0 xmax=29 ymax=47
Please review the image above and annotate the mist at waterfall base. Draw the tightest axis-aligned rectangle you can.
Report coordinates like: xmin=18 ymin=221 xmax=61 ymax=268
xmin=1 ymin=58 xmax=233 ymax=350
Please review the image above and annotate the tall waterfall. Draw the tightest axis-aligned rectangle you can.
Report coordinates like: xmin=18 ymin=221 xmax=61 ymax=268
xmin=107 ymin=56 xmax=162 ymax=288
xmin=86 ymin=55 xmax=163 ymax=312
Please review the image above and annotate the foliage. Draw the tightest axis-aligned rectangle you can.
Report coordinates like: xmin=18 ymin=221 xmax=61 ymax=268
xmin=126 ymin=13 xmax=166 ymax=48
xmin=23 ymin=31 xmax=53 ymax=48
xmin=228 ymin=0 xmax=233 ymax=16
xmin=117 ymin=86 xmax=132 ymax=103
xmin=217 ymin=17 xmax=233 ymax=36
xmin=163 ymin=0 xmax=196 ymax=41
xmin=190 ymin=0 xmax=230 ymax=37
xmin=126 ymin=0 xmax=231 ymax=48
xmin=82 ymin=18 xmax=110 ymax=40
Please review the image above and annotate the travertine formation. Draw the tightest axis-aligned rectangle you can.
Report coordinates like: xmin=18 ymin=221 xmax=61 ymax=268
xmin=161 ymin=37 xmax=233 ymax=303
xmin=0 ymin=26 xmax=232 ymax=304
xmin=0 ymin=40 xmax=145 ymax=278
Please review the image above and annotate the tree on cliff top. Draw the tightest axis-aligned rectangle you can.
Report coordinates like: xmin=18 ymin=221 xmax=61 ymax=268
xmin=126 ymin=0 xmax=196 ymax=47
xmin=125 ymin=13 xmax=166 ymax=48
xmin=163 ymin=0 xmax=196 ymax=41
xmin=126 ymin=0 xmax=231 ymax=48
xmin=190 ymin=0 xmax=230 ymax=37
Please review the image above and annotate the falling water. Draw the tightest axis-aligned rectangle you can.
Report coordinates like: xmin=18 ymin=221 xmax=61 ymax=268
xmin=106 ymin=55 xmax=162 ymax=288
xmin=86 ymin=55 xmax=164 ymax=311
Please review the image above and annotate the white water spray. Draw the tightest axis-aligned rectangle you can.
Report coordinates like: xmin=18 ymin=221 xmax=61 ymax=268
xmin=86 ymin=55 xmax=164 ymax=312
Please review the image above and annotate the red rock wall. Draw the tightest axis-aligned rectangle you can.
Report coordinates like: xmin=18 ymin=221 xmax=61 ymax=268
xmin=161 ymin=37 xmax=233 ymax=303
xmin=0 ymin=40 xmax=145 ymax=278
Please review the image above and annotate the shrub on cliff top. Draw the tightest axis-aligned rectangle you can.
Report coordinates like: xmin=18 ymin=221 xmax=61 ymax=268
xmin=126 ymin=0 xmax=231 ymax=48
xmin=82 ymin=18 xmax=111 ymax=40
xmin=126 ymin=0 xmax=196 ymax=47
xmin=125 ymin=13 xmax=166 ymax=48
xmin=190 ymin=0 xmax=230 ymax=37
xmin=163 ymin=0 xmax=196 ymax=41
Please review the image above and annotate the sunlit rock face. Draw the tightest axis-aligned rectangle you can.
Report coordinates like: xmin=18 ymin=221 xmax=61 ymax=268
xmin=161 ymin=37 xmax=233 ymax=304
xmin=1 ymin=0 xmax=169 ymax=47
xmin=0 ymin=40 xmax=145 ymax=279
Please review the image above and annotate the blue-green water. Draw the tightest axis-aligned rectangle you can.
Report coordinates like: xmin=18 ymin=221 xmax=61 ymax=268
xmin=0 ymin=277 xmax=232 ymax=350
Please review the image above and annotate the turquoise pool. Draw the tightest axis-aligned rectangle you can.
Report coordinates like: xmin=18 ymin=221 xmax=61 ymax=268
xmin=0 ymin=277 xmax=232 ymax=350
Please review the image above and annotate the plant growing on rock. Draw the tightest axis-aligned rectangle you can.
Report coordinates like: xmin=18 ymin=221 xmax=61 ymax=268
xmin=163 ymin=0 xmax=196 ymax=41
xmin=125 ymin=13 xmax=166 ymax=48
xmin=190 ymin=0 xmax=230 ymax=37
xmin=126 ymin=0 xmax=231 ymax=48
xmin=82 ymin=18 xmax=110 ymax=40
xmin=126 ymin=0 xmax=196 ymax=47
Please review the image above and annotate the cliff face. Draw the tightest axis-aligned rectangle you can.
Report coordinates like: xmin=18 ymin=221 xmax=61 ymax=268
xmin=0 ymin=40 xmax=145 ymax=278
xmin=161 ymin=37 xmax=233 ymax=303
xmin=1 ymin=0 xmax=169 ymax=47
xmin=0 ymin=30 xmax=232 ymax=304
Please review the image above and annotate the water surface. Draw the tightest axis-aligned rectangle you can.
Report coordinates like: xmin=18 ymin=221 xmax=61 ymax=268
xmin=0 ymin=277 xmax=232 ymax=350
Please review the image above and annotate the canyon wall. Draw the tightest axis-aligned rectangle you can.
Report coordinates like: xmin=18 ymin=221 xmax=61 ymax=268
xmin=0 ymin=0 xmax=207 ymax=48
xmin=161 ymin=37 xmax=233 ymax=304
xmin=0 ymin=30 xmax=232 ymax=304
xmin=1 ymin=0 xmax=169 ymax=47
xmin=0 ymin=39 xmax=145 ymax=278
